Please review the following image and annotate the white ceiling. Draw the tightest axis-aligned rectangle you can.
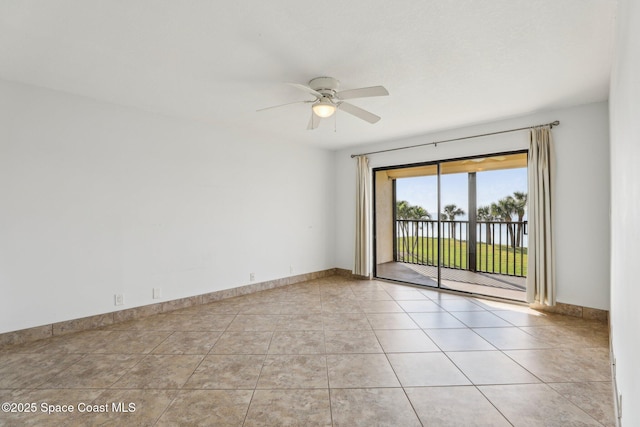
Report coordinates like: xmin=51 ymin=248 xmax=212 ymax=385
xmin=0 ymin=0 xmax=617 ymax=149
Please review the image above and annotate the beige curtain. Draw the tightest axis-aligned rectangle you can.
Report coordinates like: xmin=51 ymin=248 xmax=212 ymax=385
xmin=526 ymin=126 xmax=556 ymax=305
xmin=354 ymin=155 xmax=372 ymax=277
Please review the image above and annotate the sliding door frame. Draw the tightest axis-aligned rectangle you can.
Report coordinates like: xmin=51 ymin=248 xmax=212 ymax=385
xmin=372 ymin=149 xmax=528 ymax=297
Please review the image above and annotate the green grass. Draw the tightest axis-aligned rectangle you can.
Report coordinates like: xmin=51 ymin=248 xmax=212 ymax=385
xmin=396 ymin=237 xmax=528 ymax=277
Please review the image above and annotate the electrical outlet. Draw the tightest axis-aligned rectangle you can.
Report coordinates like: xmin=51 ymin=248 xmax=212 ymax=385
xmin=290 ymin=265 xmax=294 ymax=274
xmin=153 ymin=288 xmax=162 ymax=299
xmin=114 ymin=294 xmax=124 ymax=306
xmin=250 ymin=273 xmax=255 ymax=282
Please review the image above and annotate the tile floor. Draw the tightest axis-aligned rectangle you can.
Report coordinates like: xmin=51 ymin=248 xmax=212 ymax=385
xmin=0 ymin=276 xmax=615 ymax=426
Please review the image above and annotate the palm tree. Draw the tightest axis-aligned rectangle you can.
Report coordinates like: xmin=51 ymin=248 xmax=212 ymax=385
xmin=410 ymin=205 xmax=432 ymax=257
xmin=442 ymin=204 xmax=465 ymax=240
xmin=396 ymin=200 xmax=412 ymax=258
xmin=477 ymin=205 xmax=495 ymax=245
xmin=396 ymin=200 xmax=431 ymax=260
xmin=396 ymin=200 xmax=412 ymax=220
xmin=443 ymin=204 xmax=465 ymax=221
xmin=492 ymin=197 xmax=517 ymax=247
xmin=512 ymin=192 xmax=527 ymax=247
xmin=410 ymin=205 xmax=431 ymax=221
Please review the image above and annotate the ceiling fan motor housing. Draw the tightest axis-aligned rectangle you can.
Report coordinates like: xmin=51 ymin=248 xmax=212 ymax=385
xmin=309 ymin=77 xmax=339 ymax=97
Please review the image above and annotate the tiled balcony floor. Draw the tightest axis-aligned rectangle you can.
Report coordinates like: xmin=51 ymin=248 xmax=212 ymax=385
xmin=0 ymin=276 xmax=614 ymax=426
xmin=377 ymin=261 xmax=527 ymax=302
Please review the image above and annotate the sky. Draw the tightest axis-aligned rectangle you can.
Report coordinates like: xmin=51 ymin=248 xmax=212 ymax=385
xmin=396 ymin=167 xmax=528 ymax=221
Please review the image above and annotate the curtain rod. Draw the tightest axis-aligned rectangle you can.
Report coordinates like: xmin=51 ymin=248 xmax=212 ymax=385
xmin=350 ymin=120 xmax=560 ymax=158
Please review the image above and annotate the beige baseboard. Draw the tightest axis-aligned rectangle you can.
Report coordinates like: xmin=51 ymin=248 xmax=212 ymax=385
xmin=530 ymin=301 xmax=609 ymax=322
xmin=335 ymin=268 xmax=371 ymax=280
xmin=0 ymin=268 xmax=337 ymax=348
xmin=334 ymin=268 xmax=353 ymax=277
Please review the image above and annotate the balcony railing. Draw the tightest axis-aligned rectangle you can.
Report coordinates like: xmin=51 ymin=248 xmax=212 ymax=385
xmin=394 ymin=219 xmax=528 ymax=277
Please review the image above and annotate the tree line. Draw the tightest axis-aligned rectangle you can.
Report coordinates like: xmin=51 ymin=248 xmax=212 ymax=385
xmin=396 ymin=191 xmax=527 ymax=247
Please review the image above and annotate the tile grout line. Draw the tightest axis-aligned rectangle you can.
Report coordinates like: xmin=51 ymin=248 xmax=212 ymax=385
xmin=473 ymin=384 xmax=516 ymax=427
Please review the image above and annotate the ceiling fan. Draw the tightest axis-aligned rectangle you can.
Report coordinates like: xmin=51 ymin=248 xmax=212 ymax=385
xmin=258 ymin=77 xmax=389 ymax=130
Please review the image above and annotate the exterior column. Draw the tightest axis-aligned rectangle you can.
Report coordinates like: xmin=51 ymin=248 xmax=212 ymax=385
xmin=468 ymin=172 xmax=477 ymax=272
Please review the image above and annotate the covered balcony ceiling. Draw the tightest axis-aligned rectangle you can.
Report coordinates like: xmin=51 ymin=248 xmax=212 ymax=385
xmin=381 ymin=153 xmax=527 ymax=180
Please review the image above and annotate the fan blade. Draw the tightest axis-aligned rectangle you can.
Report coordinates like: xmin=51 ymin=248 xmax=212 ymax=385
xmin=307 ymin=111 xmax=320 ymax=130
xmin=336 ymin=86 xmax=389 ymax=100
xmin=288 ymin=83 xmax=323 ymax=99
xmin=257 ymin=100 xmax=312 ymax=112
xmin=338 ymin=102 xmax=381 ymax=124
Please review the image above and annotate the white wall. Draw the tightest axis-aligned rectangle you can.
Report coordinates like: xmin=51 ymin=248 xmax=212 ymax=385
xmin=336 ymin=102 xmax=610 ymax=310
xmin=609 ymin=0 xmax=640 ymax=423
xmin=0 ymin=79 xmax=336 ymax=334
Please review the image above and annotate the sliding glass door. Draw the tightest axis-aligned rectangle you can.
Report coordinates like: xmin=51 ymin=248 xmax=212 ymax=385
xmin=374 ymin=152 xmax=528 ymax=301
xmin=376 ymin=164 xmax=440 ymax=287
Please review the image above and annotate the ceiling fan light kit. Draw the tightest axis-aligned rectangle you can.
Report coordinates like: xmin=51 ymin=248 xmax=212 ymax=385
xmin=312 ymin=98 xmax=336 ymax=118
xmin=259 ymin=76 xmax=388 ymax=130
